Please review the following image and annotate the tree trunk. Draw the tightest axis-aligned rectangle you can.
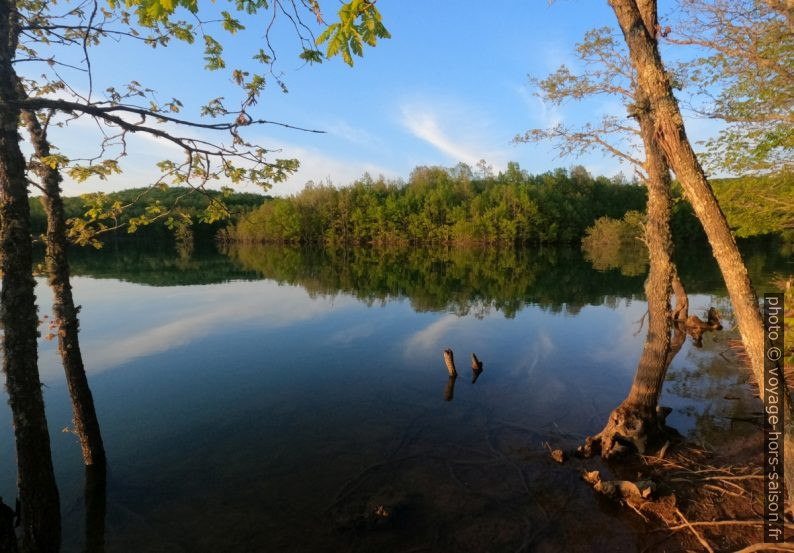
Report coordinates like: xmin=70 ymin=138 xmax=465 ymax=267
xmin=610 ymin=0 xmax=794 ymax=516
xmin=609 ymin=0 xmax=766 ymax=395
xmin=598 ymin=83 xmax=675 ymax=458
xmin=0 ymin=1 xmax=61 ymax=551
xmin=21 ymin=107 xmax=106 ymax=468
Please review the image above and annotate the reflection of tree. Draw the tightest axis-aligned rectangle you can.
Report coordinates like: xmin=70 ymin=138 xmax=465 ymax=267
xmin=49 ymin=243 xmax=259 ymax=286
xmin=84 ymin=464 xmax=106 ymax=553
xmin=581 ymin=212 xmax=649 ymax=277
xmin=54 ymin=240 xmax=789 ymax=296
xmin=223 ymin=243 xmax=646 ymax=315
xmin=664 ymin=332 xmax=760 ymax=448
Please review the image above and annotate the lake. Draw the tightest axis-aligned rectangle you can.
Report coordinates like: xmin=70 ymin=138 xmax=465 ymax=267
xmin=0 ymin=241 xmax=787 ymax=552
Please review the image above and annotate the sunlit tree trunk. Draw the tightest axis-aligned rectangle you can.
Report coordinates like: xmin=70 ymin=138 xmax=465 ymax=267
xmin=21 ymin=107 xmax=106 ymax=468
xmin=609 ymin=0 xmax=767 ymax=398
xmin=598 ymin=82 xmax=675 ymax=457
xmin=609 ymin=0 xmax=794 ymax=508
xmin=0 ymin=0 xmax=61 ymax=550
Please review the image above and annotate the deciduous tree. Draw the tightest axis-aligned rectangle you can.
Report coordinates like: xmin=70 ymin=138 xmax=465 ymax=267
xmin=2 ymin=1 xmax=388 ymax=551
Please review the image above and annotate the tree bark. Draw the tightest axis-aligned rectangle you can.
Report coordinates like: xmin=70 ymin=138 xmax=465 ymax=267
xmin=671 ymin=267 xmax=688 ymax=321
xmin=21 ymin=107 xmax=106 ymax=468
xmin=0 ymin=1 xmax=61 ymax=551
xmin=596 ymin=2 xmax=678 ymax=457
xmin=610 ymin=0 xmax=794 ymax=515
xmin=609 ymin=0 xmax=766 ymax=395
xmin=598 ymin=83 xmax=675 ymax=458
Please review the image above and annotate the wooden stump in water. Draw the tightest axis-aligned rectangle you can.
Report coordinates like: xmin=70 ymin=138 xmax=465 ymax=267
xmin=471 ymin=353 xmax=483 ymax=383
xmin=443 ymin=349 xmax=457 ymax=377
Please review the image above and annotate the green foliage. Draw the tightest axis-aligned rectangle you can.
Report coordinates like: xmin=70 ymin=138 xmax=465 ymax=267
xmin=221 ymin=240 xmax=790 ymax=317
xmin=29 ymin=187 xmax=268 ymax=246
xmin=581 ymin=211 xmax=648 ymax=276
xmin=708 ymin=172 xmax=794 ymax=238
xmin=675 ymin=0 xmax=793 ymax=174
xmin=19 ymin=0 xmax=389 ymax=236
xmin=225 ymin=164 xmax=648 ymax=246
xmin=316 ymin=0 xmax=390 ymax=66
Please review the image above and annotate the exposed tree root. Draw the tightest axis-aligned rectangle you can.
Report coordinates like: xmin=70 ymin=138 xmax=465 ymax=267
xmin=572 ymin=441 xmax=787 ymax=552
xmin=576 ymin=403 xmax=673 ymax=460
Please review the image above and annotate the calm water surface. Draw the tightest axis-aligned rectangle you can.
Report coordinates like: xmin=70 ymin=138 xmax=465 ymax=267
xmin=0 ymin=243 xmax=787 ymax=552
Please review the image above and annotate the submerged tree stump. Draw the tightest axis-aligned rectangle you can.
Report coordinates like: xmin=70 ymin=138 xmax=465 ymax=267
xmin=443 ymin=349 xmax=457 ymax=377
xmin=471 ymin=353 xmax=483 ymax=383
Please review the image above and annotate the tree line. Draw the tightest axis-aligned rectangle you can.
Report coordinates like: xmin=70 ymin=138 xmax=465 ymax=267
xmin=225 ymin=164 xmax=647 ymax=244
xmin=28 ymin=187 xmax=267 ymax=245
xmin=222 ymin=163 xmax=791 ymax=246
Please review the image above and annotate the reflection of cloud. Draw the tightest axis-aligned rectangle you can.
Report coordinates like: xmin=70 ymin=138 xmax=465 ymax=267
xmin=403 ymin=315 xmax=461 ymax=352
xmin=36 ymin=279 xmax=358 ymax=381
xmin=326 ymin=321 xmax=377 ymax=345
xmin=587 ymin=299 xmax=647 ymax=371
xmin=510 ymin=330 xmax=555 ymax=377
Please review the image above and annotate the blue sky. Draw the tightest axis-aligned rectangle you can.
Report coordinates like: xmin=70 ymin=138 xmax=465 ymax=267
xmin=26 ymin=0 xmax=719 ymax=196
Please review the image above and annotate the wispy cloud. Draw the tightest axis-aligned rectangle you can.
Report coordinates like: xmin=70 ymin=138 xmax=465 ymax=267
xmin=514 ymin=84 xmax=563 ymax=130
xmin=400 ymin=105 xmax=484 ymax=166
xmin=323 ymin=119 xmax=383 ymax=149
xmin=398 ymin=97 xmax=512 ymax=170
xmin=270 ymin=143 xmax=400 ymax=195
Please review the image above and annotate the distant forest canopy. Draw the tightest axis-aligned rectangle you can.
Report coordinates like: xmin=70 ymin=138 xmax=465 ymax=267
xmin=222 ymin=163 xmax=793 ymax=246
xmin=31 ymin=164 xmax=791 ymax=247
xmin=29 ymin=186 xmax=269 ymax=244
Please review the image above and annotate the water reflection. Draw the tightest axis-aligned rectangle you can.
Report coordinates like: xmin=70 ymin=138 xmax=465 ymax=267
xmin=84 ymin=465 xmax=106 ymax=553
xmin=471 ymin=353 xmax=484 ymax=384
xmin=5 ymin=242 xmax=786 ymax=552
xmin=442 ymin=352 xmax=485 ymax=401
xmin=0 ymin=497 xmax=17 ymax=552
xmin=443 ymin=375 xmax=456 ymax=402
xmin=223 ymin=243 xmax=648 ymax=315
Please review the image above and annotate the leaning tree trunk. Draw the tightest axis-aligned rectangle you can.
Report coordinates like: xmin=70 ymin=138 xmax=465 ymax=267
xmin=21 ymin=107 xmax=106 ymax=468
xmin=609 ymin=0 xmax=794 ymax=514
xmin=671 ymin=267 xmax=688 ymax=321
xmin=0 ymin=1 xmax=61 ymax=551
xmin=597 ymin=84 xmax=675 ymax=458
xmin=609 ymin=0 xmax=767 ymax=400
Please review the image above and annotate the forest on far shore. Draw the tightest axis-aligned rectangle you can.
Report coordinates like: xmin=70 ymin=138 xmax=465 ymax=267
xmin=31 ymin=163 xmax=792 ymax=250
xmin=221 ymin=163 xmax=792 ymax=246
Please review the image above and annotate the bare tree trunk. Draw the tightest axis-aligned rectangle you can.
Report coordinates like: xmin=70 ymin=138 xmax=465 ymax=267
xmin=597 ymin=83 xmax=675 ymax=458
xmin=609 ymin=0 xmax=794 ymax=516
xmin=0 ymin=1 xmax=61 ymax=551
xmin=21 ymin=107 xmax=106 ymax=468
xmin=610 ymin=0 xmax=766 ymax=395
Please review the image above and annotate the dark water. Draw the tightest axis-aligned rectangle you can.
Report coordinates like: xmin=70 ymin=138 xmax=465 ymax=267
xmin=0 ymin=242 xmax=788 ymax=552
